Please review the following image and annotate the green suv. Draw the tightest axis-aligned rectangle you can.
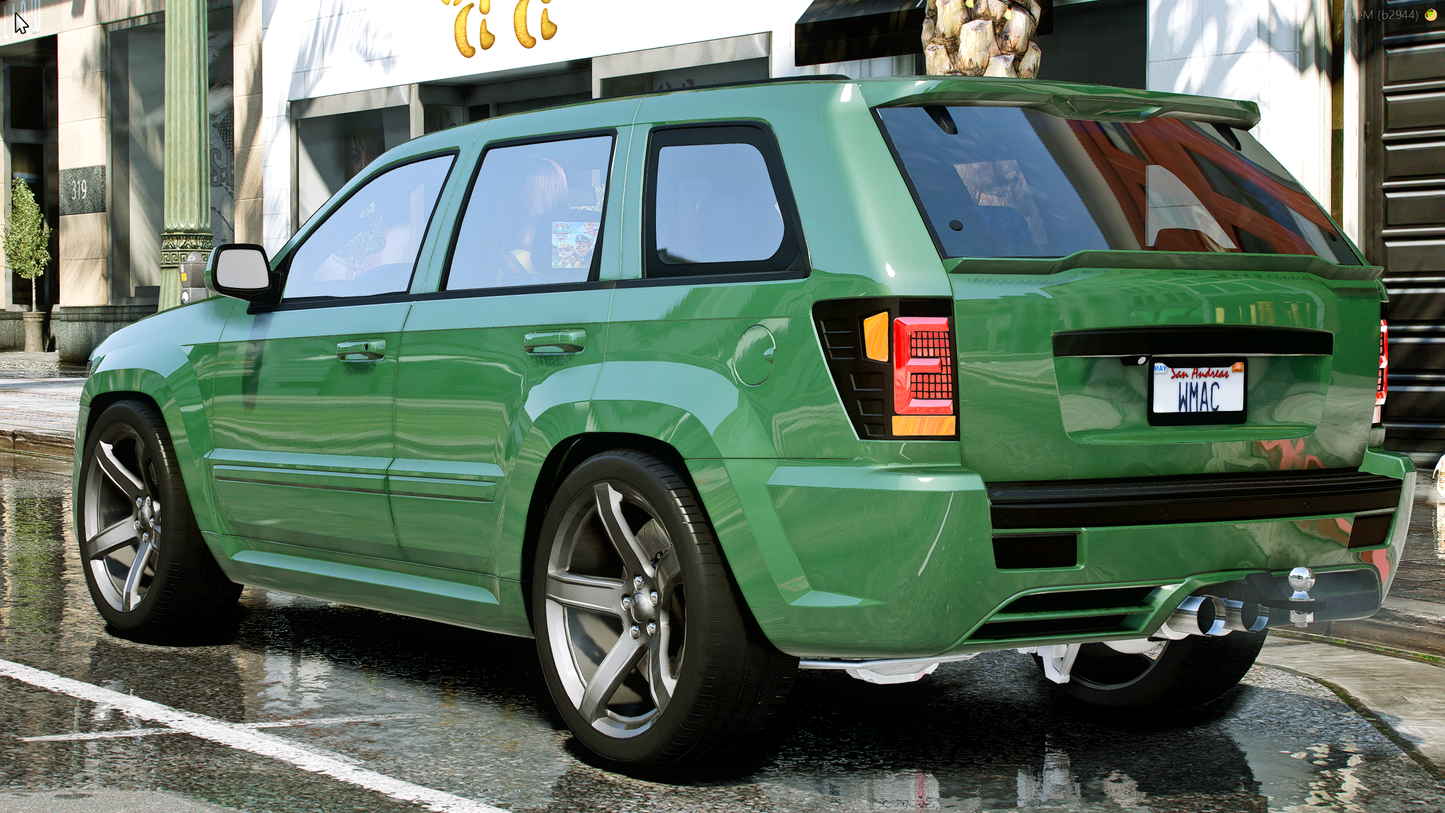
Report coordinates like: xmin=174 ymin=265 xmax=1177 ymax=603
xmin=75 ymin=77 xmax=1410 ymax=766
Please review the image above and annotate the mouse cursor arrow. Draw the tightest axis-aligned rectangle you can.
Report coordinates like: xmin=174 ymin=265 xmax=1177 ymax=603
xmin=14 ymin=11 xmax=29 ymax=35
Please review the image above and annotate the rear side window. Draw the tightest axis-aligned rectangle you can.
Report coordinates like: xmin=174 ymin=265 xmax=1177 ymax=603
xmin=446 ymin=134 xmax=614 ymax=291
xmin=644 ymin=124 xmax=807 ymax=278
xmin=283 ymin=155 xmax=454 ymax=300
xmin=877 ymin=106 xmax=1359 ymax=264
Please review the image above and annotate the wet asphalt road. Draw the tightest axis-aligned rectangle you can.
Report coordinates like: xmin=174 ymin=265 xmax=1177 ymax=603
xmin=2 ymin=451 xmax=1444 ymax=813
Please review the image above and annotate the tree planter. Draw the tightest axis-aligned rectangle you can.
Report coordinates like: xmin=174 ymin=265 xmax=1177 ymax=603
xmin=22 ymin=311 xmax=45 ymax=353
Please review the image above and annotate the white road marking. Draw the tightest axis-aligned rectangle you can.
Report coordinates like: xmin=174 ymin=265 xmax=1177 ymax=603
xmin=23 ymin=726 xmax=177 ymax=742
xmin=0 ymin=658 xmax=507 ymax=813
xmin=20 ymin=714 xmax=422 ymax=743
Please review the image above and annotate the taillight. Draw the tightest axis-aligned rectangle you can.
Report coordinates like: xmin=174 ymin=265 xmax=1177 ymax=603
xmin=1375 ymin=318 xmax=1388 ymax=425
xmin=814 ymin=299 xmax=958 ymax=439
xmin=892 ymin=316 xmax=957 ymax=436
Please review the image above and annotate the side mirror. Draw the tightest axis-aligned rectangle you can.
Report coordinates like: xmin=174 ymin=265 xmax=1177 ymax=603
xmin=207 ymin=244 xmax=277 ymax=301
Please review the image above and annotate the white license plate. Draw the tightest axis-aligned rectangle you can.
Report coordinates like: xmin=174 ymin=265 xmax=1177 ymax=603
xmin=1150 ymin=359 xmax=1246 ymax=424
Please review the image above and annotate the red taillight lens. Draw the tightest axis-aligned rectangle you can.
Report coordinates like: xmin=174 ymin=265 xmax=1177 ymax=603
xmin=1375 ymin=319 xmax=1388 ymax=425
xmin=892 ymin=316 xmax=957 ymax=436
xmin=893 ymin=317 xmax=955 ymax=415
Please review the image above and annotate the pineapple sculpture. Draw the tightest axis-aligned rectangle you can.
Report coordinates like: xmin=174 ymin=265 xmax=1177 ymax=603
xmin=923 ymin=0 xmax=1042 ymax=78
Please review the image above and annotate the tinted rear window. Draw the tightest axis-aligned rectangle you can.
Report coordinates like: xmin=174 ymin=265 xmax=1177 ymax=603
xmin=877 ymin=106 xmax=1358 ymax=264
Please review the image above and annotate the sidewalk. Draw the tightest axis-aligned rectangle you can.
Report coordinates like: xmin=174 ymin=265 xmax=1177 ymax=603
xmin=0 ymin=351 xmax=85 ymax=458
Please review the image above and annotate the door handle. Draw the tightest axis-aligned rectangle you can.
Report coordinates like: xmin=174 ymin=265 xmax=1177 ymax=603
xmin=523 ymin=329 xmax=586 ymax=355
xmin=336 ymin=339 xmax=386 ymax=361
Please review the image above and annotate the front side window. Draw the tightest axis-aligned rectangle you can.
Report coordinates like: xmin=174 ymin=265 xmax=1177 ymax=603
xmin=282 ymin=155 xmax=454 ymax=300
xmin=645 ymin=125 xmax=805 ymax=278
xmin=877 ymin=106 xmax=1359 ymax=264
xmin=445 ymin=135 xmax=614 ymax=291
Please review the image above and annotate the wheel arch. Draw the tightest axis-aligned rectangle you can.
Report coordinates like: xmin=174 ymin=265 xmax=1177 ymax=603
xmin=516 ymin=431 xmax=696 ymax=633
xmin=78 ymin=352 xmax=220 ymax=542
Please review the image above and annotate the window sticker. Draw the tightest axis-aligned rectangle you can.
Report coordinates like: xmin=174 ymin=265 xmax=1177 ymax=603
xmin=551 ymin=221 xmax=598 ymax=269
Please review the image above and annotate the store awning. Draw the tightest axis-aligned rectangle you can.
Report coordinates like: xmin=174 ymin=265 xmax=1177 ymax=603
xmin=794 ymin=0 xmax=1053 ymax=67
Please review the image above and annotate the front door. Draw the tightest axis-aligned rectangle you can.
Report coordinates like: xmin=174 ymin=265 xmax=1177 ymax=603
xmin=209 ymin=154 xmax=455 ymax=560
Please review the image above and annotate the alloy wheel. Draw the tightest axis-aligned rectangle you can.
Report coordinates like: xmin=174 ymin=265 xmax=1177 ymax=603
xmin=542 ymin=481 xmax=685 ymax=738
xmin=82 ymin=422 xmax=163 ymax=614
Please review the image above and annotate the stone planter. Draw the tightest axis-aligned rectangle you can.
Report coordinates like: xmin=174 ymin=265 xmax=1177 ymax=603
xmin=22 ymin=311 xmax=46 ymax=353
xmin=0 ymin=312 xmax=21 ymax=350
xmin=53 ymin=304 xmax=159 ymax=363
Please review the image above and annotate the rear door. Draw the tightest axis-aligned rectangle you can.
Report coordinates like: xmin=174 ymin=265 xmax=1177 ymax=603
xmin=391 ymin=118 xmax=627 ymax=576
xmin=209 ymin=154 xmax=456 ymax=559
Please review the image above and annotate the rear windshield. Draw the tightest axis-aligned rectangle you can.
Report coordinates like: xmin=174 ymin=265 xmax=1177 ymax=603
xmin=877 ymin=106 xmax=1359 ymax=264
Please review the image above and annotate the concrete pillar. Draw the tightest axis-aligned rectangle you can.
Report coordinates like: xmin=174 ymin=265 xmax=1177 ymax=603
xmin=1339 ymin=0 xmax=1366 ymax=247
xmin=1146 ymin=0 xmax=1335 ymax=208
xmin=160 ymin=0 xmax=211 ymax=311
xmin=57 ymin=21 xmax=109 ymax=308
xmin=0 ymin=62 xmax=11 ymax=311
xmin=233 ymin=0 xmax=264 ymax=245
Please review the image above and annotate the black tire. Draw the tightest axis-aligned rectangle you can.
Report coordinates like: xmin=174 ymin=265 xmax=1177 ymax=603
xmin=532 ymin=450 xmax=796 ymax=766
xmin=1049 ymin=631 xmax=1267 ymax=710
xmin=79 ymin=399 xmax=240 ymax=638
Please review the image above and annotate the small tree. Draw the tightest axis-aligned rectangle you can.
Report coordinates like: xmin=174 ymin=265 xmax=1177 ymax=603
xmin=4 ymin=178 xmax=52 ymax=312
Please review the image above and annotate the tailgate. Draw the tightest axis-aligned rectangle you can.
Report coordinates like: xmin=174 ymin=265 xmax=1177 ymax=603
xmin=950 ymin=257 xmax=1385 ymax=481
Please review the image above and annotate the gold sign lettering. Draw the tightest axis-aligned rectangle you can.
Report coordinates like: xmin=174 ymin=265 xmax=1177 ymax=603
xmin=449 ymin=0 xmax=555 ymax=58
xmin=514 ymin=0 xmax=535 ymax=48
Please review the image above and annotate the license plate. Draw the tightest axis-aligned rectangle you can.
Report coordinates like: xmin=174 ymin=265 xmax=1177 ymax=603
xmin=1148 ymin=358 xmax=1247 ymax=425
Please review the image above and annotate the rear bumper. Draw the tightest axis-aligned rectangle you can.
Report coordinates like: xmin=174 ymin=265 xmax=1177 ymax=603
xmin=987 ymin=468 xmax=1401 ymax=530
xmin=695 ymin=449 xmax=1415 ymax=659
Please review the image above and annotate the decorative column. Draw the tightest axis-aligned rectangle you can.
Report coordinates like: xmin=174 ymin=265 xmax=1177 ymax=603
xmin=160 ymin=0 xmax=211 ymax=311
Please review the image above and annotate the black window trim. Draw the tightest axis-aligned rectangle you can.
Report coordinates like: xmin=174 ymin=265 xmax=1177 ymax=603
xmin=642 ymin=121 xmax=811 ymax=280
xmin=871 ymin=106 xmax=953 ymax=263
xmin=413 ymin=278 xmax=618 ymax=303
xmin=439 ymin=127 xmax=620 ymax=295
xmin=265 ymin=149 xmax=462 ymax=312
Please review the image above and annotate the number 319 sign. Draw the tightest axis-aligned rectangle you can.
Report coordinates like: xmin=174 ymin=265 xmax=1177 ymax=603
xmin=59 ymin=166 xmax=105 ymax=216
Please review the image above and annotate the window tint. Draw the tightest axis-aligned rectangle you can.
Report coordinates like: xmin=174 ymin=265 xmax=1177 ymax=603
xmin=446 ymin=135 xmax=613 ymax=291
xmin=654 ymin=143 xmax=784 ymax=265
xmin=877 ymin=106 xmax=1358 ymax=264
xmin=283 ymin=155 xmax=453 ymax=299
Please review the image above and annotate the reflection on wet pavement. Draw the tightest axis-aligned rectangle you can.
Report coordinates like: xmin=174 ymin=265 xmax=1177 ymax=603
xmin=1393 ymin=478 xmax=1445 ymax=603
xmin=2 ymin=452 xmax=1443 ymax=812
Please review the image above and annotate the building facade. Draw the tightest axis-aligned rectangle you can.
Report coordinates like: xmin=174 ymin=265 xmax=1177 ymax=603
xmin=1 ymin=0 xmax=1440 ymax=457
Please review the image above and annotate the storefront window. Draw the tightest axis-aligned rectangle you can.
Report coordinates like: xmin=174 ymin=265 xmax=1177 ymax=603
xmin=4 ymin=55 xmax=58 ymax=312
xmin=296 ymin=107 xmax=410 ymax=227
xmin=600 ymin=58 xmax=768 ymax=97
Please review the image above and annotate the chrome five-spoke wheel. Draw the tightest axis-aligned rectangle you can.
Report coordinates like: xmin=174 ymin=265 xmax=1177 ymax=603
xmin=532 ymin=451 xmax=795 ymax=766
xmin=83 ymin=421 xmax=164 ymax=614
xmin=543 ymin=481 xmax=684 ymax=738
xmin=79 ymin=400 xmax=239 ymax=637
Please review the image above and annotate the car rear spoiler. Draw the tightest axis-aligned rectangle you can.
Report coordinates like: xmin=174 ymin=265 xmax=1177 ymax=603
xmin=864 ymin=78 xmax=1262 ymax=129
xmin=945 ymin=251 xmax=1384 ymax=282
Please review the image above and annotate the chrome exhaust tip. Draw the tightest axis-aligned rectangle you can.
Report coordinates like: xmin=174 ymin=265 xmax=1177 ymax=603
xmin=1160 ymin=594 xmax=1229 ymax=639
xmin=1222 ymin=598 xmax=1269 ymax=633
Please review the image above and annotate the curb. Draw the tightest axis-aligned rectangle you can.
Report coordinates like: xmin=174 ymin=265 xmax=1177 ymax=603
xmin=1308 ymin=597 xmax=1445 ymax=659
xmin=0 ymin=428 xmax=75 ymax=460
